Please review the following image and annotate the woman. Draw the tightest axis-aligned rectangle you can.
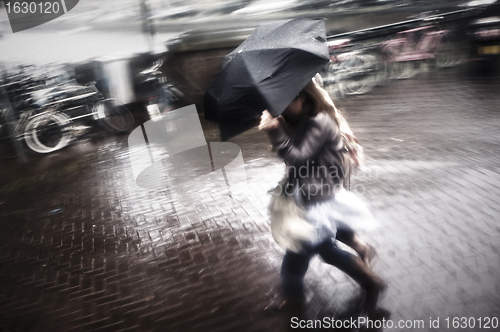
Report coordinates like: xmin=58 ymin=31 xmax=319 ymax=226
xmin=259 ymin=79 xmax=385 ymax=314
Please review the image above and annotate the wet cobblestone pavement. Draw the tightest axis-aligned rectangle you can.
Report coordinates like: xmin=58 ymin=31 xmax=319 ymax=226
xmin=1 ymin=66 xmax=500 ymax=331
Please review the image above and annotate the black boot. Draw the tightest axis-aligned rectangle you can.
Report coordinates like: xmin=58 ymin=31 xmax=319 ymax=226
xmin=329 ymin=253 xmax=387 ymax=313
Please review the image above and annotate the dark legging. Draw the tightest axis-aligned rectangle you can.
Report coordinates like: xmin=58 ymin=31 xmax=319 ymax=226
xmin=281 ymin=237 xmax=375 ymax=301
xmin=336 ymin=221 xmax=355 ymax=244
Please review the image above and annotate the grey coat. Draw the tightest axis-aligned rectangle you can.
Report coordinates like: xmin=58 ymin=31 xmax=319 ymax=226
xmin=267 ymin=111 xmax=345 ymax=205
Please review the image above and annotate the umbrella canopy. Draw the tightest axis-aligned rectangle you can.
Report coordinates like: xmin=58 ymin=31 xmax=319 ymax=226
xmin=205 ymin=18 xmax=330 ymax=141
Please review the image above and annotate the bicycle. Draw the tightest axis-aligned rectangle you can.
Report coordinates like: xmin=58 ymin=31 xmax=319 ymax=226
xmin=0 ymin=68 xmax=135 ymax=156
xmin=321 ymin=38 xmax=386 ymax=99
xmin=134 ymin=59 xmax=185 ymax=120
xmin=0 ymin=70 xmax=72 ymax=157
xmin=378 ymin=19 xmax=464 ymax=79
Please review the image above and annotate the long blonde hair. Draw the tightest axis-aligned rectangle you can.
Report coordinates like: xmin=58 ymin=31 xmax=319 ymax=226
xmin=302 ymin=79 xmax=365 ymax=167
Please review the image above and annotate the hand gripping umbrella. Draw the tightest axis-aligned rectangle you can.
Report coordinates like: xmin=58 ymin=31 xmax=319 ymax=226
xmin=204 ymin=19 xmax=330 ymax=141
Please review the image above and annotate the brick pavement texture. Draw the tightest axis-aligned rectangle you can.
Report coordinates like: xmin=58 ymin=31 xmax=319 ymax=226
xmin=1 ymin=67 xmax=500 ymax=332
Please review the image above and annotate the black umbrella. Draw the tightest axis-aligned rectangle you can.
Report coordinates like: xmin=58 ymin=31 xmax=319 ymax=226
xmin=205 ymin=18 xmax=330 ymax=141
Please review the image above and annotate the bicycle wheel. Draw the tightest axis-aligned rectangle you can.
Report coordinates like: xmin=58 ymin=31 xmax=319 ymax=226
xmin=24 ymin=112 xmax=73 ymax=154
xmin=94 ymin=101 xmax=135 ymax=134
xmin=319 ymin=70 xmax=344 ymax=99
xmin=436 ymin=38 xmax=464 ymax=68
xmin=325 ymin=82 xmax=345 ymax=100
xmin=389 ymin=61 xmax=419 ymax=79
xmin=339 ymin=54 xmax=381 ymax=95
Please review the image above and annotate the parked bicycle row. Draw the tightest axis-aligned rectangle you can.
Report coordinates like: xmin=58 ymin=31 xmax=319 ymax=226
xmin=0 ymin=53 xmax=185 ymax=158
xmin=320 ymin=8 xmax=500 ymax=99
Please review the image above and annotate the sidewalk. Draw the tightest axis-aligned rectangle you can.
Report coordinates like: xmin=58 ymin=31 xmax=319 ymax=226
xmin=0 ymin=66 xmax=499 ymax=331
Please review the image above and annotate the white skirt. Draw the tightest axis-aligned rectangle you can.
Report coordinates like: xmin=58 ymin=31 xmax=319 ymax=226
xmin=302 ymin=187 xmax=378 ymax=247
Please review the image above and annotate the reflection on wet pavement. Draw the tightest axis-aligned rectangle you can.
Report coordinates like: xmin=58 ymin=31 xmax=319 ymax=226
xmin=1 ymin=66 xmax=500 ymax=331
